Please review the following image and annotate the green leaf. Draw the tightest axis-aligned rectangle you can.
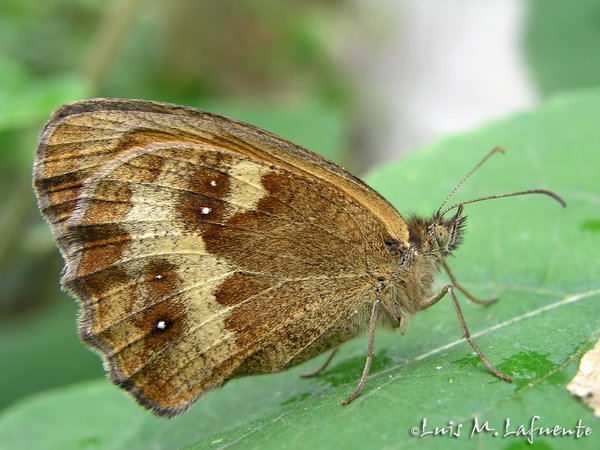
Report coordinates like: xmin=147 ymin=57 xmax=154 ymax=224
xmin=1 ymin=89 xmax=599 ymax=450
xmin=523 ymin=0 xmax=600 ymax=96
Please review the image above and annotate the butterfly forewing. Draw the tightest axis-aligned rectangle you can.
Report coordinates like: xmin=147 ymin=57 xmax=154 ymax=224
xmin=33 ymin=99 xmax=408 ymax=416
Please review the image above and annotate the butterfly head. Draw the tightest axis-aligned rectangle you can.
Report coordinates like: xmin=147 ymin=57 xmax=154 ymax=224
xmin=407 ymin=205 xmax=466 ymax=259
xmin=431 ymin=205 xmax=467 ymax=256
xmin=413 ymin=147 xmax=565 ymax=260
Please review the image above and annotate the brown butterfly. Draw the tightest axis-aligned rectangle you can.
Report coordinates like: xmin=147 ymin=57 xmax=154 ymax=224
xmin=33 ymin=99 xmax=565 ymax=417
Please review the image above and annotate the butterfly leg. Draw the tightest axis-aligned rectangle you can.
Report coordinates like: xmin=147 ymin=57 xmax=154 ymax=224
xmin=341 ymin=298 xmax=381 ymax=405
xmin=300 ymin=347 xmax=339 ymax=378
xmin=420 ymin=285 xmax=512 ymax=383
xmin=442 ymin=260 xmax=496 ymax=305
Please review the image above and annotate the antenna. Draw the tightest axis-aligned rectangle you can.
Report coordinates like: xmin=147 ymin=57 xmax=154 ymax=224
xmin=438 ymin=146 xmax=505 ymax=213
xmin=439 ymin=189 xmax=566 ymax=218
xmin=436 ymin=147 xmax=566 ymax=217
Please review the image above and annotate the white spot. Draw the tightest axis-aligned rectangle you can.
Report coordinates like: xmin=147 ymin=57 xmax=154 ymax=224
xmin=210 ymin=180 xmax=217 ymax=187
xmin=156 ymin=320 xmax=167 ymax=330
xmin=154 ymin=274 xmax=162 ymax=280
xmin=200 ymin=206 xmax=211 ymax=215
xmin=436 ymin=366 xmax=442 ymax=370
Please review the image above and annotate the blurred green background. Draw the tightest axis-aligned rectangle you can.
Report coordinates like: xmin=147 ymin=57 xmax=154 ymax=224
xmin=1 ymin=0 xmax=600 ymax=443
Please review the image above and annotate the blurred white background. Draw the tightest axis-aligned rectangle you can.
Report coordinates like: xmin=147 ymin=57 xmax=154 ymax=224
xmin=337 ymin=0 xmax=538 ymax=169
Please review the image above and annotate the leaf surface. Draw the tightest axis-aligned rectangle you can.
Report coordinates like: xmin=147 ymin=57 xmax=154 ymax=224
xmin=1 ymin=90 xmax=599 ymax=450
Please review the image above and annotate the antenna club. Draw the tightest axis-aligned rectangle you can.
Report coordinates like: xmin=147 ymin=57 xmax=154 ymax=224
xmin=547 ymin=190 xmax=567 ymax=207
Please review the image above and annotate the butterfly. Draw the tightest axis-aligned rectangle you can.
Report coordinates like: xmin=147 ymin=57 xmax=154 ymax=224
xmin=33 ymin=99 xmax=565 ymax=417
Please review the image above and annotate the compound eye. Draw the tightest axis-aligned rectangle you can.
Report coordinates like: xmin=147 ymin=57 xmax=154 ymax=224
xmin=434 ymin=225 xmax=449 ymax=247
